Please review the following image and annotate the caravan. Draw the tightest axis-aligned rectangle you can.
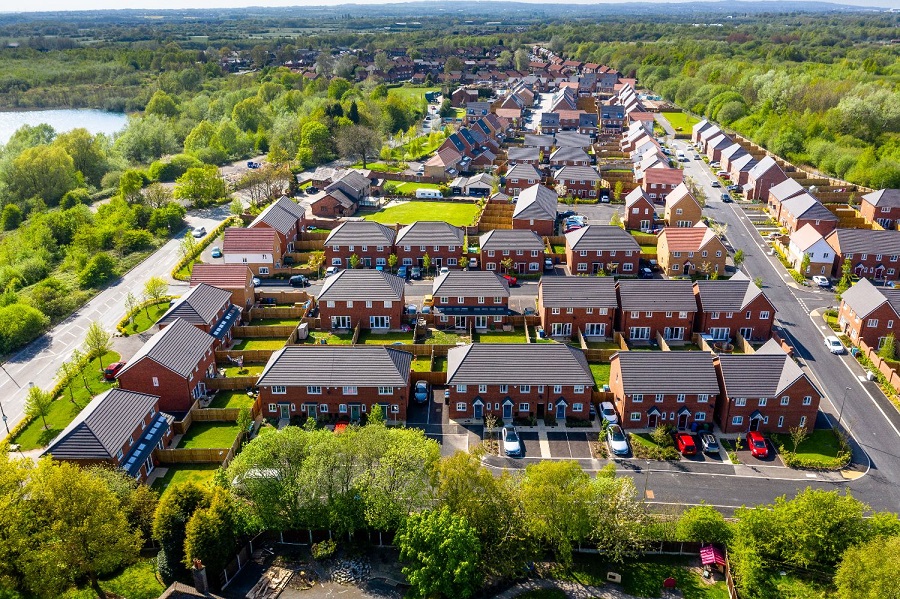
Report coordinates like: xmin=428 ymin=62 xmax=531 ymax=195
xmin=415 ymin=188 xmax=443 ymax=199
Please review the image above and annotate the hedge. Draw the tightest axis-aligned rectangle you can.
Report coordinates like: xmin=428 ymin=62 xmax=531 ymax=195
xmin=116 ymin=295 xmax=178 ymax=335
xmin=171 ymin=217 xmax=240 ymax=281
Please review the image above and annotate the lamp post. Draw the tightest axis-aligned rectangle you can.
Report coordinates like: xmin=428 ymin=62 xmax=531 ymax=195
xmin=837 ymin=386 xmax=851 ymax=430
xmin=0 ymin=362 xmax=23 ymax=436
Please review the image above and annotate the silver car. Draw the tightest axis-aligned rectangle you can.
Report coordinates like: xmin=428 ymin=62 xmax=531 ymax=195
xmin=600 ymin=402 xmax=619 ymax=424
xmin=502 ymin=424 xmax=522 ymax=457
xmin=607 ymin=424 xmax=630 ymax=456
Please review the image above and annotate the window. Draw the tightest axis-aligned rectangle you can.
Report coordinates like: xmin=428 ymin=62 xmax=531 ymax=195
xmin=152 ymin=377 xmax=159 ymax=387
xmin=366 ymin=301 xmax=372 ymax=308
xmin=632 ymin=394 xmax=643 ymax=403
xmin=347 ymin=301 xmax=353 ymax=308
xmin=259 ymin=267 xmax=269 ymax=275
xmin=673 ymin=251 xmax=681 ymax=258
xmin=676 ymin=394 xmax=686 ymax=403
xmin=494 ymin=297 xmax=503 ymax=304
xmin=457 ymin=297 xmax=464 ymax=303
xmin=716 ymin=251 xmax=722 ymax=257
xmin=457 ymin=385 xmax=467 ymax=392
xmin=622 ymin=262 xmax=633 ymax=272
xmin=307 ymin=386 xmax=322 ymax=394
xmin=803 ymin=396 xmax=812 ymax=406
xmin=732 ymin=416 xmax=743 ymax=426
xmin=698 ymin=394 xmax=709 ymax=403
xmin=577 ymin=263 xmax=588 ymax=271
xmin=521 ymin=385 xmax=531 ymax=393
xmin=272 ymin=385 xmax=287 ymax=395
xmin=799 ymin=416 xmax=807 ymax=427
xmin=326 ymin=300 xmax=335 ymax=308
xmin=777 ymin=416 xmax=784 ymax=428
xmin=566 ymin=307 xmax=574 ymax=314
xmin=759 ymin=397 xmax=768 ymax=407
xmin=538 ymin=386 xmax=544 ymax=393
xmin=319 ymin=404 xmax=328 ymax=413
xmin=403 ymin=258 xmax=413 ymax=265
xmin=574 ymin=385 xmax=585 ymax=394
xmin=862 ymin=253 xmax=868 ymax=260
xmin=448 ymin=258 xmax=458 ymax=266
xmin=268 ymin=403 xmax=276 ymax=412
xmin=332 ymin=258 xmax=342 ymax=266
xmin=552 ymin=307 xmax=560 ymax=315
xmin=645 ymin=311 xmax=653 ymax=317
xmin=631 ymin=412 xmax=641 ymax=421
xmin=378 ymin=387 xmax=394 ymax=395
xmin=580 ymin=250 xmax=588 ymax=257
xmin=672 ymin=264 xmax=680 ymax=271
xmin=701 ymin=251 xmax=708 ymax=258
xmin=348 ymin=246 xmax=355 ymax=251
xmin=781 ymin=396 xmax=790 ymax=406
xmin=503 ymin=250 xmax=510 ymax=256
xmin=339 ymin=404 xmax=348 ymax=413
xmin=384 ymin=301 xmax=392 ymax=308
xmin=553 ymin=385 xmax=562 ymax=393
xmin=494 ymin=315 xmax=503 ymax=322
xmin=746 ymin=310 xmax=752 ymax=320
xmin=456 ymin=402 xmax=467 ymax=412
xmin=867 ymin=319 xmax=879 ymax=327
xmin=403 ymin=245 xmax=410 ymax=251
xmin=532 ymin=250 xmax=539 ymax=257
xmin=519 ymin=403 xmax=530 ymax=412
xmin=343 ymin=386 xmax=358 ymax=395
xmin=735 ymin=397 xmax=746 ymax=406
xmin=440 ymin=297 xmax=448 ymax=304
xmin=391 ymin=405 xmax=400 ymax=414
xmin=695 ymin=412 xmax=706 ymax=421
xmin=420 ymin=245 xmax=426 ymax=251
xmin=710 ymin=311 xmax=720 ymax=320
xmin=500 ymin=384 xmax=509 ymax=393
xmin=377 ymin=245 xmax=384 ymax=252
xmin=679 ymin=311 xmax=688 ymax=318
xmin=478 ymin=296 xmax=485 ymax=304
xmin=655 ymin=393 xmax=664 ymax=403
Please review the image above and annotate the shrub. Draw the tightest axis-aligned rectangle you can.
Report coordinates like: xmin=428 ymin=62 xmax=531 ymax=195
xmin=116 ymin=229 xmax=155 ymax=254
xmin=0 ymin=303 xmax=50 ymax=354
xmin=311 ymin=539 xmax=337 ymax=560
xmin=78 ymin=253 xmax=118 ymax=288
xmin=1 ymin=204 xmax=22 ymax=231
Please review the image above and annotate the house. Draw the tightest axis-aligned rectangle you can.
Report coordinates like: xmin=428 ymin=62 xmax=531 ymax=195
xmin=610 ymin=351 xmax=719 ymax=430
xmin=190 ymin=264 xmax=255 ymax=310
xmin=538 ymin=277 xmax=617 ymax=339
xmin=838 ymin=278 xmax=900 ymax=350
xmin=157 ymin=283 xmax=241 ymax=348
xmin=719 ymin=144 xmax=748 ymax=174
xmin=116 ymin=319 xmax=217 ymax=414
xmin=432 ymin=270 xmax=510 ymax=330
xmin=565 ymin=225 xmax=640 ymax=275
xmin=859 ymin=189 xmax=900 ymax=230
xmin=705 ymin=134 xmax=733 ymax=163
xmin=465 ymin=101 xmax=492 ymax=124
xmin=692 ymin=119 xmax=712 ymax=143
xmin=479 ymin=229 xmax=545 ymax=273
xmin=552 ymin=166 xmax=601 ymax=199
xmin=548 ymin=146 xmax=590 ymax=167
xmin=256 ymin=346 xmax=412 ymax=423
xmin=616 ymin=279 xmax=697 ymax=343
xmin=451 ymin=87 xmax=479 ymax=107
xmin=728 ymin=154 xmax=757 ymax=186
xmin=554 ymin=131 xmax=593 ymax=149
xmin=317 ymin=269 xmax=405 ymax=331
xmin=766 ymin=178 xmax=806 ymax=219
xmin=600 ymin=103 xmax=626 ymax=132
xmin=512 ymin=184 xmax=558 ymax=236
xmin=395 ymin=221 xmax=464 ymax=271
xmin=539 ymin=112 xmax=560 ymax=134
xmin=641 ymin=168 xmax=683 ymax=201
xmin=507 ymin=146 xmax=541 ymax=165
xmin=449 ymin=173 xmax=495 ymax=197
xmin=657 ymin=224 xmax=728 ymax=277
xmin=664 ymin=183 xmax=703 ymax=228
xmin=715 ymin=340 xmax=821 ymax=434
xmin=698 ymin=125 xmax=723 ymax=153
xmin=624 ymin=187 xmax=656 ymax=231
xmin=825 ymin=229 xmax=900 ymax=283
xmin=776 ymin=193 xmax=837 ymax=236
xmin=504 ymin=163 xmax=543 ymax=196
xmin=743 ymin=156 xmax=787 ymax=202
xmin=310 ymin=191 xmax=356 ymax=218
xmin=42 ymin=388 xmax=173 ymax=482
xmin=788 ymin=224 xmax=835 ymax=277
xmin=446 ymin=344 xmax=594 ymax=422
xmin=325 ymin=170 xmax=370 ymax=208
xmin=693 ymin=272 xmax=776 ymax=342
xmin=324 ymin=220 xmax=396 ymax=270
xmin=424 ymin=147 xmax=462 ymax=178
xmin=523 ymin=134 xmax=554 ymax=153
xmin=248 ymin=196 xmax=304 ymax=255
xmin=222 ymin=227 xmax=281 ymax=277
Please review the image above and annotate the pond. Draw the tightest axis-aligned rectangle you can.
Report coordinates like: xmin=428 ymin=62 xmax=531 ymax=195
xmin=0 ymin=108 xmax=128 ymax=144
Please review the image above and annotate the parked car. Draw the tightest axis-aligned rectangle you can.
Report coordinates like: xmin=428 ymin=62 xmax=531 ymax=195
xmin=192 ymin=227 xmax=206 ymax=238
xmin=747 ymin=431 xmax=769 ymax=458
xmin=700 ymin=433 xmax=719 ymax=455
xmin=325 ymin=266 xmax=339 ymax=277
xmin=502 ymin=424 xmax=522 ymax=457
xmin=674 ymin=432 xmax=698 ymax=456
xmin=247 ymin=161 xmax=260 ymax=169
xmin=558 ymin=210 xmax=576 ymax=219
xmin=710 ymin=161 xmax=721 ymax=169
xmin=414 ymin=380 xmax=430 ymax=404
xmin=812 ymin=275 xmax=830 ymax=288
xmin=727 ymin=184 xmax=741 ymax=192
xmin=252 ymin=277 xmax=261 ymax=286
xmin=397 ymin=266 xmax=409 ymax=279
xmin=599 ymin=191 xmax=611 ymax=203
xmin=407 ymin=304 xmax=418 ymax=315
xmin=544 ymin=258 xmax=554 ymax=271
xmin=468 ymin=257 xmax=478 ymax=269
xmin=103 ymin=361 xmax=126 ymax=381
xmin=599 ymin=402 xmax=619 ymax=424
xmin=439 ymin=266 xmax=450 ymax=276
xmin=423 ymin=295 xmax=434 ymax=307
xmin=307 ymin=185 xmax=319 ymax=193
xmin=710 ymin=180 xmax=721 ymax=188
xmin=502 ymin=274 xmax=518 ymax=286
xmin=825 ymin=335 xmax=846 ymax=354
xmin=639 ymin=267 xmax=654 ymax=279
xmin=210 ymin=246 xmax=222 ymax=258
xmin=410 ymin=266 xmax=422 ymax=280
xmin=607 ymin=424 xmax=630 ymax=456
xmin=289 ymin=274 xmax=309 ymax=288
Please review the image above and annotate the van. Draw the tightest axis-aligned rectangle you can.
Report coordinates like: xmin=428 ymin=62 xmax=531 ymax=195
xmin=415 ymin=188 xmax=443 ymax=199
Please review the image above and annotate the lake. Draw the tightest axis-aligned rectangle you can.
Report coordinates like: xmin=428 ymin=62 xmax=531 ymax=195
xmin=0 ymin=109 xmax=128 ymax=145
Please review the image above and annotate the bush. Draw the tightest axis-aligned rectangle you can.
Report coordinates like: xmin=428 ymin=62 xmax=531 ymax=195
xmin=0 ymin=303 xmax=50 ymax=354
xmin=60 ymin=188 xmax=91 ymax=209
xmin=1 ymin=204 xmax=22 ymax=231
xmin=148 ymin=153 xmax=203 ymax=182
xmin=311 ymin=539 xmax=337 ymax=560
xmin=78 ymin=253 xmax=118 ymax=288
xmin=116 ymin=229 xmax=155 ymax=254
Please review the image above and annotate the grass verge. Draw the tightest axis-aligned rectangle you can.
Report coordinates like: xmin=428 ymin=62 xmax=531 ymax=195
xmin=771 ymin=429 xmax=850 ymax=470
xmin=121 ymin=301 xmax=169 ymax=335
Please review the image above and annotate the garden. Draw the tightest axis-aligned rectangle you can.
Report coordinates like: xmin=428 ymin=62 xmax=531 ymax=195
xmin=176 ymin=422 xmax=242 ymax=449
xmin=120 ymin=300 xmax=169 ymax=334
xmin=207 ymin=390 xmax=257 ymax=410
xmin=589 ymin=362 xmax=611 ymax=388
xmin=361 ymin=200 xmax=481 ymax=226
xmin=232 ymin=338 xmax=288 ymax=351
xmin=150 ymin=463 xmax=220 ymax=496
xmin=300 ymin=330 xmax=354 ymax=345
xmin=771 ymin=428 xmax=850 ymax=470
xmin=661 ymin=111 xmax=702 ymax=133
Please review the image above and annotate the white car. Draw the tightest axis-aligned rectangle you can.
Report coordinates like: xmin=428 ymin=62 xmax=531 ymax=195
xmin=501 ymin=424 xmax=522 ymax=457
xmin=325 ymin=266 xmax=339 ymax=276
xmin=439 ymin=266 xmax=450 ymax=275
xmin=606 ymin=424 xmax=630 ymax=456
xmin=825 ymin=335 xmax=846 ymax=355
xmin=599 ymin=401 xmax=619 ymax=424
xmin=812 ymin=275 xmax=830 ymax=288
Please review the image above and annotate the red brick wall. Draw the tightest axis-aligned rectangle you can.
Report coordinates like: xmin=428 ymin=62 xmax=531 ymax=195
xmin=832 ymin=253 xmax=900 ymax=282
xmin=538 ymin=301 xmax=614 ymax=339
xmin=860 ymin=201 xmax=900 ymax=227
xmin=447 ymin=384 xmax=592 ymax=420
xmin=782 ymin=214 xmax=837 ymax=237
xmin=480 ymin=249 xmax=545 ymax=274
xmin=615 ymin=393 xmax=714 ymax=430
xmin=694 ymin=293 xmax=776 ymax=342
xmin=748 ymin=170 xmax=786 ymax=202
xmin=512 ymin=217 xmax=555 ymax=236
xmin=395 ymin=246 xmax=461 ymax=269
xmin=117 ymin=351 xmax=216 ymax=414
xmin=556 ymin=180 xmax=598 ymax=198
xmin=324 ymin=245 xmax=394 ymax=269
xmin=715 ymin=377 xmax=819 ymax=434
xmin=839 ymin=300 xmax=900 ymax=348
xmin=625 ymin=199 xmax=655 ymax=230
xmin=312 ymin=196 xmax=357 ymax=218
xmin=318 ymin=299 xmax=405 ymax=330
xmin=618 ymin=310 xmax=696 ymax=342
xmin=259 ymin=385 xmax=410 ymax=422
xmin=565 ymin=247 xmax=639 ymax=276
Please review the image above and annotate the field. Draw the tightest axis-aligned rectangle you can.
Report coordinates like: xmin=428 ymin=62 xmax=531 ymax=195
xmin=176 ymin=422 xmax=241 ymax=448
xmin=362 ymin=201 xmax=480 ymax=226
xmin=392 ymin=181 xmax=443 ymax=193
xmin=662 ymin=111 xmax=702 ymax=132
xmin=388 ymin=85 xmax=439 ymax=102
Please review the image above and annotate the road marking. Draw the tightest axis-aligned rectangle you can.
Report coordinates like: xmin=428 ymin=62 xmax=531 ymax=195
xmin=805 ymin=473 xmax=817 ymax=478
xmin=645 ymin=490 xmax=655 ymax=499
xmin=538 ymin=430 xmax=551 ymax=459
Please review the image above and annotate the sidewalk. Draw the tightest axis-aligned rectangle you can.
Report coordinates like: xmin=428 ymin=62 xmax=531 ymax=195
xmin=493 ymin=577 xmax=636 ymax=599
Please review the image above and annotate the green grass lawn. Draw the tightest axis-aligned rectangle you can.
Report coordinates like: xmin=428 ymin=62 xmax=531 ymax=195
xmin=351 ymin=161 xmax=408 ymax=173
xmin=426 ymin=329 xmax=472 ymax=345
xmin=151 ymin=464 xmax=220 ymax=496
xmin=357 ymin=330 xmax=413 ymax=345
xmin=771 ymin=429 xmax=844 ymax=462
xmin=393 ymin=181 xmax=443 ymax=193
xmin=13 ymin=351 xmax=120 ymax=450
xmin=640 ymin=244 xmax=658 ymax=254
xmin=207 ymin=390 xmax=256 ymax=410
xmin=410 ymin=357 xmax=432 ymax=371
xmin=388 ymin=85 xmax=439 ymax=102
xmin=247 ymin=318 xmax=302 ymax=327
xmin=233 ymin=338 xmax=287 ymax=350
xmin=62 ymin=559 xmax=165 ymax=599
xmin=589 ymin=362 xmax=611 ymax=387
xmin=666 ymin=343 xmax=703 ymax=351
xmin=662 ymin=111 xmax=701 ymax=133
xmin=476 ymin=330 xmax=528 ymax=343
xmin=452 ymin=107 xmax=466 ymax=119
xmin=122 ymin=301 xmax=169 ymax=334
xmin=301 ymin=330 xmax=354 ymax=345
xmin=551 ymin=244 xmax=566 ymax=253
xmin=176 ymin=422 xmax=241 ymax=449
xmin=362 ymin=201 xmax=480 ymax=226
xmin=432 ymin=356 xmax=448 ymax=371
xmin=220 ymin=364 xmax=265 ymax=377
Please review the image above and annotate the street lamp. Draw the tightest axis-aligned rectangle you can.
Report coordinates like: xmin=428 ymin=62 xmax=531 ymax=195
xmin=643 ymin=459 xmax=651 ymax=500
xmin=0 ymin=363 xmax=24 ymax=436
xmin=837 ymin=386 xmax=851 ymax=430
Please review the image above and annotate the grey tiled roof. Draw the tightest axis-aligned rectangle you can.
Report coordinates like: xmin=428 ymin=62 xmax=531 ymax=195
xmin=554 ymin=131 xmax=592 ymax=148
xmin=730 ymin=154 xmax=756 ymax=172
xmin=839 ymin=278 xmax=900 ymax=319
xmin=523 ymin=134 xmax=554 ymax=147
xmin=479 ymin=229 xmax=545 ymax=252
xmin=614 ymin=352 xmax=719 ymax=395
xmin=433 ymin=271 xmax=510 ymax=297
xmin=549 ymin=146 xmax=590 ymax=163
xmin=616 ymin=279 xmax=697 ymax=312
xmin=43 ymin=388 xmax=160 ymax=460
xmin=747 ymin=156 xmax=782 ymax=180
xmin=505 ymin=163 xmax=543 ymax=181
xmin=779 ymin=193 xmax=837 ymax=222
xmin=507 ymin=146 xmax=540 ymax=162
xmin=249 ymin=196 xmax=303 ymax=235
xmin=826 ymin=228 xmax=900 ymax=255
xmin=118 ymin=318 xmax=215 ymax=379
xmin=318 ymin=269 xmax=406 ymax=302
xmin=513 ymin=184 xmax=558 ymax=221
xmin=539 ymin=277 xmax=617 ymax=308
xmin=565 ymin=225 xmax=640 ymax=252
xmin=718 ymin=344 xmax=813 ymax=398
xmin=395 ymin=221 xmax=464 ymax=246
xmin=694 ymin=273 xmax=771 ymax=312
xmin=258 ymin=345 xmax=412 ymax=387
xmin=325 ymin=221 xmax=395 ymax=247
xmin=447 ymin=343 xmax=593 ymax=386
xmin=553 ymin=166 xmax=601 ymax=182
xmin=767 ymin=178 xmax=805 ymax=202
xmin=863 ymin=189 xmax=900 ymax=209
xmin=158 ymin=283 xmax=231 ymax=328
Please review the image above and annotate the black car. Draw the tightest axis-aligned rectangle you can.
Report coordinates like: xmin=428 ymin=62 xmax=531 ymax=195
xmin=721 ymin=193 xmax=732 ymax=203
xmin=289 ymin=274 xmax=309 ymax=287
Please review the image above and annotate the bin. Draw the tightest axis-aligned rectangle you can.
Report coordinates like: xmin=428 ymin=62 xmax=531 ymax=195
xmin=866 ymin=370 xmax=875 ymax=381
xmin=850 ymin=347 xmax=859 ymax=357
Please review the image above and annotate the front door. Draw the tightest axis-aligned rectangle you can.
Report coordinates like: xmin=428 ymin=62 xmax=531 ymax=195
xmin=279 ymin=404 xmax=290 ymax=419
xmin=503 ymin=402 xmax=513 ymax=419
xmin=677 ymin=413 xmax=688 ymax=429
xmin=537 ymin=403 xmax=545 ymax=418
xmin=363 ymin=257 xmax=372 ymax=268
xmin=474 ymin=403 xmax=483 ymax=419
xmin=350 ymin=404 xmax=361 ymax=421
xmin=454 ymin=316 xmax=467 ymax=329
xmin=556 ymin=403 xmax=566 ymax=419
xmin=475 ymin=316 xmax=488 ymax=329
xmin=592 ymin=262 xmax=602 ymax=274
xmin=648 ymin=414 xmax=658 ymax=428
xmin=749 ymin=417 xmax=761 ymax=432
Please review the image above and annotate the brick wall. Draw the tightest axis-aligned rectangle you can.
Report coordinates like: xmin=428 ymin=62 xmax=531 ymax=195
xmin=258 ymin=384 xmax=411 ymax=422
xmin=318 ymin=299 xmax=405 ymax=330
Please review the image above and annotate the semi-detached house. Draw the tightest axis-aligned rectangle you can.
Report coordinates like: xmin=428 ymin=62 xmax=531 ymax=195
xmin=223 ymin=227 xmax=281 ymax=277
xmin=860 ymin=189 xmax=900 ymax=230
xmin=512 ymin=184 xmax=558 ymax=236
xmin=248 ymin=195 xmax=305 ymax=255
xmin=616 ymin=279 xmax=696 ymax=343
xmin=825 ymin=228 xmax=900 ymax=283
xmin=432 ymin=270 xmax=510 ymax=330
xmin=504 ymin=163 xmax=543 ymax=196
xmin=324 ymin=220 xmax=396 ymax=270
xmin=538 ymin=277 xmax=617 ymax=340
xmin=565 ymin=225 xmax=640 ymax=275
xmin=552 ymin=166 xmax=601 ymax=199
xmin=316 ymin=269 xmax=405 ymax=331
xmin=395 ymin=221 xmax=464 ymax=271
xmin=838 ymin=278 xmax=900 ymax=351
xmin=479 ymin=229 xmax=545 ymax=273
xmin=693 ymin=272 xmax=776 ymax=343
xmin=190 ymin=264 xmax=255 ymax=310
xmin=157 ymin=283 xmax=241 ymax=348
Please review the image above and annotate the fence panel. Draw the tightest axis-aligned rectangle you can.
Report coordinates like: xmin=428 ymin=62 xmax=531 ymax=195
xmin=234 ymin=324 xmax=298 ymax=338
xmin=216 ymin=349 xmax=278 ymax=362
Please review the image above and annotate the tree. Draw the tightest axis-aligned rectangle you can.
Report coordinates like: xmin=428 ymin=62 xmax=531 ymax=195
xmin=144 ymin=182 xmax=173 ymax=209
xmin=230 ymin=197 xmax=244 ymax=217
xmin=153 ymin=483 xmax=211 ymax=583
xmin=1 ymin=204 xmax=22 ymax=231
xmin=183 ymin=488 xmax=239 ymax=576
xmin=590 ymin=475 xmax=651 ymax=563
xmin=789 ymin=425 xmax=809 ymax=454
xmin=879 ymin=333 xmax=896 ymax=360
xmin=143 ymin=276 xmax=169 ymax=310
xmin=374 ymin=52 xmax=391 ymax=73
xmin=514 ymin=48 xmax=530 ymax=71
xmin=444 ymin=56 xmax=463 ymax=75
xmin=314 ymin=52 xmax=334 ymax=77
xmin=396 ymin=508 xmax=482 ymax=599
xmin=610 ymin=211 xmax=623 ymax=227
xmin=308 ymin=251 xmax=325 ymax=278
xmin=174 ymin=165 xmax=226 ymax=208
xmin=83 ymin=321 xmax=112 ymax=368
xmin=9 ymin=144 xmax=79 ymax=205
xmin=119 ymin=169 xmax=145 ymax=204
xmin=733 ymin=249 xmax=745 ymax=267
xmin=349 ymin=253 xmax=361 ymax=269
xmin=801 ymin=252 xmax=811 ymax=275
xmin=685 ymin=176 xmax=707 ymax=207
xmin=0 ymin=303 xmax=49 ymax=354
xmin=70 ymin=348 xmax=91 ymax=393
xmin=25 ymin=385 xmax=53 ymax=430
xmin=145 ymin=90 xmax=179 ymax=118
xmin=500 ymin=257 xmax=514 ymax=274
xmin=114 ymin=114 xmax=178 ymax=164
xmin=336 ymin=125 xmax=382 ymax=169
xmin=53 ymin=128 xmax=109 ymax=187
xmin=836 ymin=259 xmax=854 ymax=293
xmin=237 ymin=408 xmax=253 ymax=444
xmin=388 ymin=253 xmax=398 ymax=273
xmin=676 ymin=505 xmax=732 ymax=544
xmin=78 ymin=253 xmax=117 ymax=288
xmin=835 ymin=535 xmax=900 ymax=599
xmin=368 ymin=403 xmax=385 ymax=426
xmin=238 ymin=164 xmax=292 ymax=207
xmin=422 ymin=253 xmax=432 ymax=274
xmin=57 ymin=359 xmax=77 ymax=403
xmin=299 ymin=121 xmax=333 ymax=164
xmin=613 ymin=181 xmax=624 ymax=202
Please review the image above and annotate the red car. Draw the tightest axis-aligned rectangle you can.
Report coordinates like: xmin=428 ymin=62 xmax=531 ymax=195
xmin=747 ymin=431 xmax=769 ymax=458
xmin=502 ymin=274 xmax=518 ymax=286
xmin=103 ymin=361 xmax=126 ymax=381
xmin=674 ymin=432 xmax=697 ymax=456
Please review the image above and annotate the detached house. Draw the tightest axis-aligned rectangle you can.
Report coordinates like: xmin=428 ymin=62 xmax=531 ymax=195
xmin=43 ymin=388 xmax=173 ymax=482
xmin=538 ymin=277 xmax=617 ymax=339
xmin=324 ymin=220 xmax=396 ymax=270
xmin=512 ymin=184 xmax=558 ymax=236
xmin=249 ymin=195 xmax=304 ymax=255
xmin=548 ymin=146 xmax=590 ymax=167
xmin=479 ymin=229 xmax=545 ymax=273
xmin=552 ymin=166 xmax=601 ymax=199
xmin=624 ymin=187 xmax=656 ymax=232
xmin=507 ymin=146 xmax=541 ymax=166
xmin=788 ymin=224 xmax=835 ymax=278
xmin=446 ymin=344 xmax=594 ymax=422
xmin=838 ymin=278 xmax=900 ymax=350
xmin=715 ymin=340 xmax=821 ymax=434
xmin=694 ymin=272 xmax=776 ymax=342
xmin=766 ymin=178 xmax=805 ymax=219
xmin=641 ymin=168 xmax=683 ymax=201
xmin=565 ymin=225 xmax=640 ymax=275
xmin=157 ymin=283 xmax=241 ymax=347
xmin=610 ymin=352 xmax=719 ymax=430
xmin=825 ymin=229 xmax=900 ymax=283
xmin=504 ymin=164 xmax=543 ymax=196
xmin=657 ymin=225 xmax=728 ymax=277
xmin=257 ymin=346 xmax=412 ymax=423
xmin=860 ymin=189 xmax=900 ymax=230
xmin=317 ymin=269 xmax=405 ymax=331
xmin=223 ymin=227 xmax=281 ymax=277
xmin=664 ymin=183 xmax=703 ymax=228
xmin=318 ymin=170 xmax=371 ymax=218
xmin=395 ymin=221 xmax=464 ymax=270
xmin=190 ymin=264 xmax=255 ymax=310
xmin=617 ymin=279 xmax=697 ymax=343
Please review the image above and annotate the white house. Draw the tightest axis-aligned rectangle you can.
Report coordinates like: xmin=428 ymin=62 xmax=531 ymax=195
xmin=788 ymin=223 xmax=835 ymax=277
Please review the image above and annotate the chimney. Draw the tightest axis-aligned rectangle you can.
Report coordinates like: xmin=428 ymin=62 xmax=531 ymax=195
xmin=191 ymin=559 xmax=209 ymax=595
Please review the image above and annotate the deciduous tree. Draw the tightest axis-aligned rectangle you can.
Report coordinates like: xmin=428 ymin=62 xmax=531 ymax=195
xmin=25 ymin=385 xmax=53 ymax=430
xmin=83 ymin=321 xmax=112 ymax=368
xmin=174 ymin=165 xmax=226 ymax=208
xmin=336 ymin=125 xmax=382 ymax=168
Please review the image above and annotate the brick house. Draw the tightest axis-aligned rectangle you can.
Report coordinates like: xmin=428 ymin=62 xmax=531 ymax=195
xmin=116 ymin=319 xmax=218 ymax=414
xmin=504 ymin=163 xmax=544 ymax=196
xmin=641 ymin=168 xmax=683 ymax=201
xmin=715 ymin=340 xmax=821 ymax=434
xmin=825 ymin=229 xmax=900 ymax=283
xmin=324 ymin=220 xmax=396 ymax=270
xmin=512 ymin=184 xmax=558 ymax=236
xmin=624 ymin=187 xmax=656 ymax=231
xmin=657 ymin=225 xmax=728 ymax=277
xmin=395 ymin=221 xmax=465 ymax=271
xmin=548 ymin=146 xmax=590 ymax=167
xmin=310 ymin=192 xmax=356 ymax=218
xmin=766 ymin=178 xmax=805 ymax=220
xmin=728 ymin=154 xmax=757 ymax=186
xmin=256 ymin=346 xmax=412 ymax=424
xmin=565 ymin=225 xmax=640 ymax=275
xmin=538 ymin=277 xmax=617 ymax=339
xmin=157 ymin=283 xmax=241 ymax=348
xmin=610 ymin=351 xmax=719 ymax=430
xmin=705 ymin=134 xmax=733 ymax=163
xmin=479 ymin=229 xmax=545 ymax=274
xmin=743 ymin=156 xmax=787 ymax=202
xmin=552 ymin=166 xmax=601 ymax=199
xmin=693 ymin=272 xmax=776 ymax=342
xmin=539 ymin=112 xmax=560 ymax=134
xmin=43 ymin=388 xmax=174 ymax=482
xmin=788 ymin=224 xmax=835 ymax=278
xmin=248 ymin=195 xmax=304 ymax=255
xmin=860 ymin=189 xmax=900 ymax=230
xmin=446 ymin=344 xmax=594 ymax=422
xmin=698 ymin=125 xmax=723 ymax=153
xmin=616 ymin=279 xmax=697 ymax=343
xmin=190 ymin=264 xmax=255 ymax=310
xmin=223 ymin=227 xmax=282 ymax=277
xmin=776 ymin=193 xmax=838 ymax=236
xmin=424 ymin=147 xmax=462 ymax=179
xmin=507 ymin=146 xmax=541 ymax=166
xmin=838 ymin=278 xmax=900 ymax=350
xmin=719 ymin=144 xmax=748 ymax=173
xmin=523 ymin=134 xmax=554 ymax=153
xmin=664 ymin=183 xmax=703 ymax=228
xmin=317 ymin=269 xmax=405 ymax=331
xmin=691 ymin=119 xmax=712 ymax=143
xmin=432 ymin=270 xmax=511 ymax=330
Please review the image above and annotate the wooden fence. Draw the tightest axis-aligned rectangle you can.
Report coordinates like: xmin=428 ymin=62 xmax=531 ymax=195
xmin=858 ymin=339 xmax=900 ymax=394
xmin=256 ymin=289 xmax=311 ymax=304
xmin=411 ymin=371 xmax=447 ymax=385
xmin=216 ymin=349 xmax=279 ymax=363
xmin=192 ymin=407 xmax=243 ymax=421
xmin=155 ymin=432 xmax=243 ymax=466
xmin=206 ymin=376 xmax=259 ymax=390
xmin=248 ymin=306 xmax=305 ymax=320
xmin=233 ymin=324 xmax=297 ymax=338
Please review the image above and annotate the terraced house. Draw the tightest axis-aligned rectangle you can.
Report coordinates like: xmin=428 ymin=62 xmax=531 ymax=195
xmin=316 ymin=269 xmax=406 ymax=331
xmin=479 ymin=229 xmax=545 ymax=273
xmin=552 ymin=166 xmax=602 ymax=199
xmin=825 ymin=228 xmax=900 ymax=283
xmin=395 ymin=221 xmax=465 ymax=271
xmin=432 ymin=270 xmax=511 ymax=330
xmin=565 ymin=225 xmax=640 ymax=275
xmin=324 ymin=220 xmax=396 ymax=270
xmin=538 ymin=277 xmax=617 ymax=340
xmin=616 ymin=279 xmax=697 ymax=343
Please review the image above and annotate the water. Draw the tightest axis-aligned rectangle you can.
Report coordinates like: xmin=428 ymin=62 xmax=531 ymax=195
xmin=0 ymin=109 xmax=128 ymax=145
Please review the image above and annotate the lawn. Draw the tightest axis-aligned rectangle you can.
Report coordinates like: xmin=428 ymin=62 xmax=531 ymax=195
xmin=301 ymin=330 xmax=354 ymax=345
xmin=640 ymin=244 xmax=658 ymax=255
xmin=12 ymin=351 xmax=120 ymax=450
xmin=350 ymin=161 xmax=408 ymax=173
xmin=62 ymin=559 xmax=165 ymax=599
xmin=221 ymin=364 xmax=265 ymax=377
xmin=122 ymin=301 xmax=169 ymax=334
xmin=662 ymin=111 xmax=702 ymax=133
xmin=357 ymin=330 xmax=413 ymax=345
xmin=410 ymin=357 xmax=432 ymax=371
xmin=208 ymin=390 xmax=256 ymax=409
xmin=248 ymin=318 xmax=302 ymax=327
xmin=176 ymin=422 xmax=241 ymax=449
xmin=586 ymin=340 xmax=621 ymax=349
xmin=771 ymin=429 xmax=845 ymax=462
xmin=476 ymin=330 xmax=528 ymax=343
xmin=551 ymin=244 xmax=566 ymax=253
xmin=388 ymin=85 xmax=439 ymax=102
xmin=432 ymin=356 xmax=448 ymax=371
xmin=426 ymin=329 xmax=472 ymax=345
xmin=362 ymin=201 xmax=480 ymax=226
xmin=150 ymin=464 xmax=220 ymax=496
xmin=589 ymin=362 xmax=611 ymax=387
xmin=232 ymin=338 xmax=287 ymax=350
xmin=393 ymin=181 xmax=443 ymax=193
